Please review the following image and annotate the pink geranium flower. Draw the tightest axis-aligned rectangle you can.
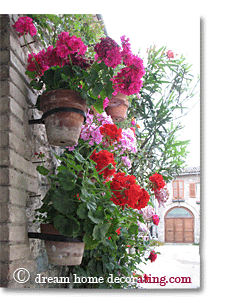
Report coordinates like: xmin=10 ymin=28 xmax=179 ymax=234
xmin=167 ymin=50 xmax=174 ymax=59
xmin=152 ymin=214 xmax=160 ymax=226
xmin=12 ymin=16 xmax=37 ymax=37
xmin=94 ymin=37 xmax=122 ymax=68
xmin=56 ymin=31 xmax=87 ymax=58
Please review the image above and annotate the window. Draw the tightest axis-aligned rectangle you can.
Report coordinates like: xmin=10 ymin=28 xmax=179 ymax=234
xmin=189 ymin=183 xmax=196 ymax=198
xmin=166 ymin=207 xmax=193 ymax=218
xmin=173 ymin=180 xmax=184 ymax=200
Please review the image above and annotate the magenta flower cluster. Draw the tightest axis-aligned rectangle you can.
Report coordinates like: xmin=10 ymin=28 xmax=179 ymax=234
xmin=94 ymin=37 xmax=122 ymax=69
xmin=27 ymin=32 xmax=88 ymax=76
xmin=56 ymin=31 xmax=87 ymax=58
xmin=12 ymin=16 xmax=37 ymax=37
xmin=94 ymin=35 xmax=145 ymax=96
xmin=13 ymin=16 xmax=145 ymax=98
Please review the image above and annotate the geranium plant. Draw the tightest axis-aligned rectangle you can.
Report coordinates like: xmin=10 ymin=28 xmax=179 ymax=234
xmin=12 ymin=16 xmax=145 ymax=113
xmin=34 ymin=109 xmax=166 ymax=287
xmin=34 ymin=110 xmax=147 ymax=246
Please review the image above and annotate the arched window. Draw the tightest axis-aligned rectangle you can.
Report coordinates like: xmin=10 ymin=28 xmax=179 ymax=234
xmin=166 ymin=207 xmax=193 ymax=218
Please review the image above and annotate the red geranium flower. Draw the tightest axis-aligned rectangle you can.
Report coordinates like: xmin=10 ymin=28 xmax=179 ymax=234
xmin=148 ymin=250 xmax=157 ymax=262
xmin=149 ymin=173 xmax=166 ymax=191
xmin=90 ymin=149 xmax=116 ymax=180
xmin=136 ymin=188 xmax=150 ymax=210
xmin=115 ymin=227 xmax=121 ymax=235
xmin=110 ymin=172 xmax=150 ymax=209
xmin=100 ymin=123 xmax=122 ymax=143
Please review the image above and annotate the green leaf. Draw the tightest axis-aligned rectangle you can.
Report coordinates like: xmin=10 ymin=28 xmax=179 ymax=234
xmin=77 ymin=203 xmax=88 ymax=219
xmin=105 ymin=81 xmax=114 ymax=98
xmin=57 ymin=169 xmax=76 ymax=190
xmin=52 ymin=189 xmax=77 ymax=216
xmin=30 ymin=79 xmax=43 ymax=90
xmin=81 ymin=186 xmax=90 ymax=197
xmin=92 ymin=223 xmax=110 ymax=241
xmin=43 ymin=68 xmax=55 ymax=89
xmin=36 ymin=166 xmax=50 ymax=176
xmin=54 ymin=214 xmax=79 ymax=237
xmin=25 ymin=70 xmax=37 ymax=80
xmin=86 ymin=201 xmax=97 ymax=212
xmin=92 ymin=82 xmax=103 ymax=97
xmin=88 ymin=210 xmax=103 ymax=224
xmin=72 ymin=65 xmax=83 ymax=77
xmin=73 ymin=150 xmax=85 ymax=163
xmin=93 ymin=98 xmax=103 ymax=114
xmin=83 ymin=233 xmax=99 ymax=250
xmin=128 ymin=223 xmax=138 ymax=235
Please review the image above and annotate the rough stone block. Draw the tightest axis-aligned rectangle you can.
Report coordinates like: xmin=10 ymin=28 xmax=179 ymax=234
xmin=8 ymin=224 xmax=27 ymax=242
xmin=9 ymin=244 xmax=30 ymax=261
xmin=8 ymin=205 xmax=26 ymax=224
xmin=0 ymin=65 xmax=9 ymax=80
xmin=0 ymin=186 xmax=27 ymax=206
xmin=0 ymin=262 xmax=9 ymax=287
xmin=0 ymin=96 xmax=24 ymax=123
xmin=0 ymin=243 xmax=9 ymax=262
xmin=0 ymin=148 xmax=37 ymax=178
xmin=0 ymin=168 xmax=38 ymax=192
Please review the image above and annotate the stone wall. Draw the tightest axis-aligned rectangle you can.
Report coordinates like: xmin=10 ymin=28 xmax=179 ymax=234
xmin=0 ymin=14 xmax=68 ymax=288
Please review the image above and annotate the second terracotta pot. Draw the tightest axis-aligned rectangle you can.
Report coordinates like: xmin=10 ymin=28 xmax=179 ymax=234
xmin=105 ymin=92 xmax=129 ymax=122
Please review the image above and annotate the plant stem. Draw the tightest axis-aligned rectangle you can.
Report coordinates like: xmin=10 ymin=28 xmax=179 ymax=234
xmin=68 ymin=54 xmax=73 ymax=66
xmin=23 ymin=34 xmax=42 ymax=76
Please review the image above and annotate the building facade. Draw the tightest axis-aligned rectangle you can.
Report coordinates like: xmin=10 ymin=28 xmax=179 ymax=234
xmin=153 ymin=167 xmax=200 ymax=244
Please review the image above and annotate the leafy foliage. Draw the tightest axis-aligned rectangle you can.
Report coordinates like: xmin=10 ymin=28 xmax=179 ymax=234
xmin=122 ymin=45 xmax=199 ymax=184
xmin=35 ymin=140 xmax=149 ymax=256
xmin=31 ymin=62 xmax=114 ymax=111
xmin=27 ymin=14 xmax=105 ymax=52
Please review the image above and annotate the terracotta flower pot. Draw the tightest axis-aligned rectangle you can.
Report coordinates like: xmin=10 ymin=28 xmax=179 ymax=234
xmin=105 ymin=92 xmax=129 ymax=122
xmin=40 ymin=89 xmax=88 ymax=147
xmin=40 ymin=223 xmax=85 ymax=266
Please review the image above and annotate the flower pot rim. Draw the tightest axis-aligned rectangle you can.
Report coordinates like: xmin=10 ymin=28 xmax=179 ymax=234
xmin=41 ymin=88 xmax=84 ymax=95
xmin=40 ymin=223 xmax=84 ymax=243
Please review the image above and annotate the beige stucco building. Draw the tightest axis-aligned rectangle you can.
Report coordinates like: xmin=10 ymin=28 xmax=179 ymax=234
xmin=152 ymin=167 xmax=200 ymax=244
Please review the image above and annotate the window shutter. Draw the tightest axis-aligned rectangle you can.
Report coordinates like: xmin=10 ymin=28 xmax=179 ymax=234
xmin=179 ymin=180 xmax=184 ymax=199
xmin=173 ymin=181 xmax=178 ymax=199
xmin=189 ymin=183 xmax=196 ymax=198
